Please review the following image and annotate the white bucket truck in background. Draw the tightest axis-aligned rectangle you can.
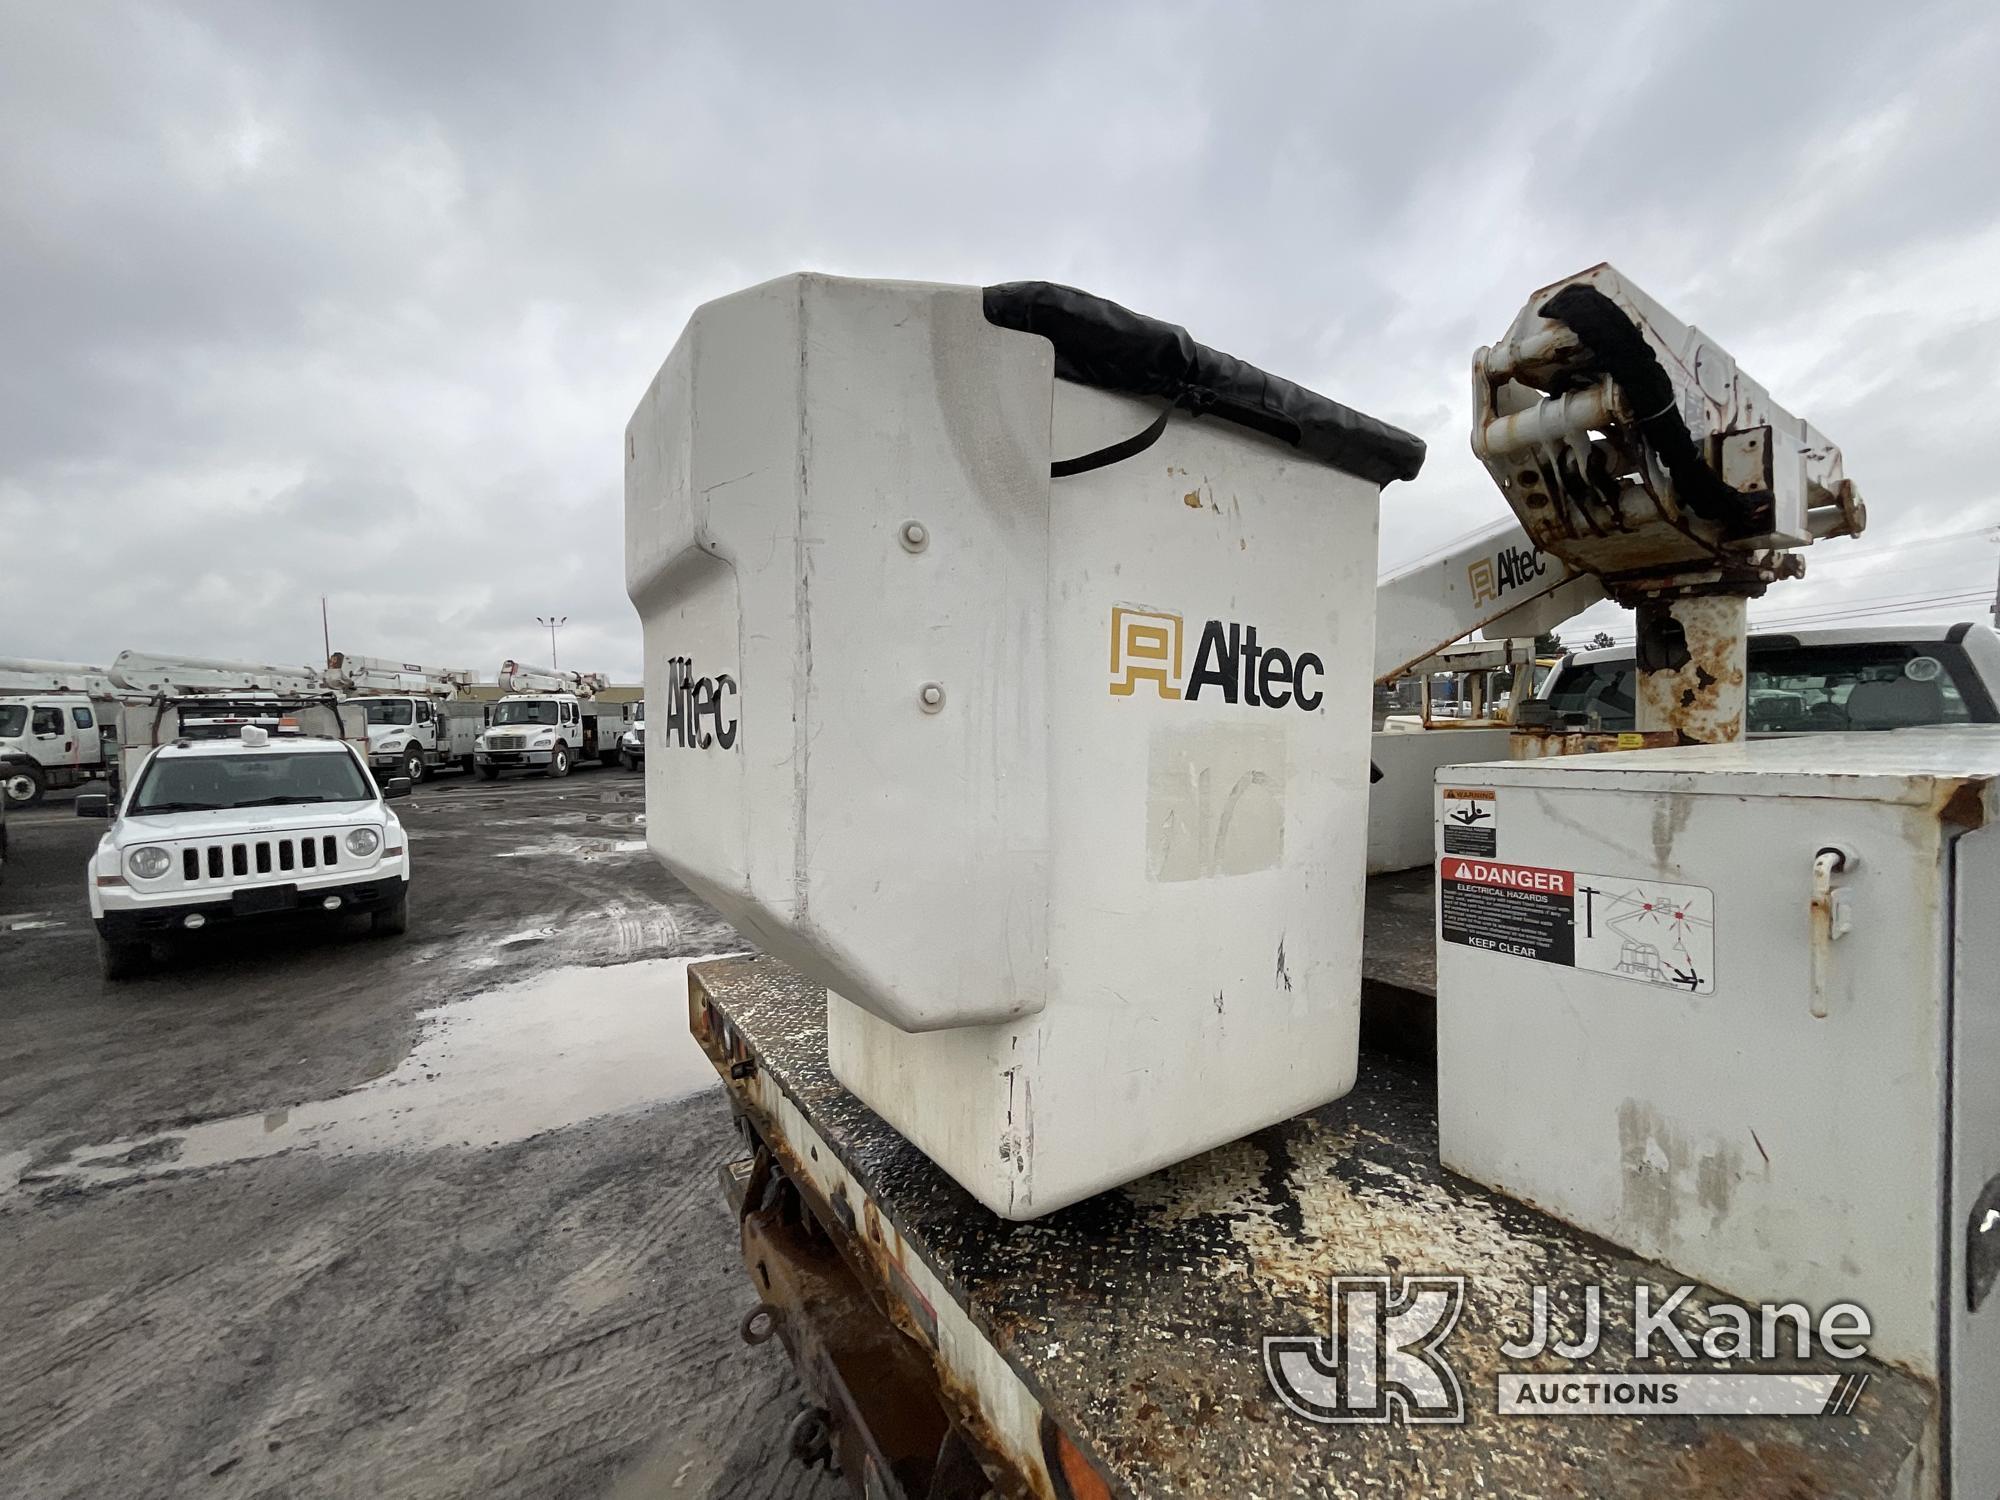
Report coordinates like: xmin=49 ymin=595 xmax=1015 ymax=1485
xmin=0 ymin=658 xmax=120 ymax=807
xmin=322 ymin=652 xmax=485 ymax=784
xmin=473 ymin=660 xmax=624 ymax=779
xmin=100 ymin=651 xmax=368 ymax=798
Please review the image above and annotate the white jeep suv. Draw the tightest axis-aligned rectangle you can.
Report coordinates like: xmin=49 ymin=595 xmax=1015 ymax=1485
xmin=80 ymin=725 xmax=412 ymax=980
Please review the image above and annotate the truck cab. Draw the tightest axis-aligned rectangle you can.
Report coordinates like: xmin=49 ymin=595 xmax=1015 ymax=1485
xmin=1536 ymin=620 xmax=2000 ymax=734
xmin=79 ymin=725 xmax=412 ymax=980
xmin=474 ymin=663 xmax=621 ymax=780
xmin=0 ymin=694 xmax=108 ymax=807
xmin=321 ymin=654 xmax=483 ymax=784
xmin=352 ymin=694 xmax=483 ymax=783
xmin=477 ymin=694 xmax=583 ymax=777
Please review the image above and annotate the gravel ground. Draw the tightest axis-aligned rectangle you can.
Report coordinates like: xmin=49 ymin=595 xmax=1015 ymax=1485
xmin=0 ymin=770 xmax=838 ymax=1500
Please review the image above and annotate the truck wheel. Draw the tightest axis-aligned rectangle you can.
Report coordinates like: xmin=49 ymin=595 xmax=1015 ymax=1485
xmin=478 ymin=764 xmax=500 ymax=781
xmin=459 ymin=754 xmax=475 ymax=774
xmin=402 ymin=745 xmax=426 ymax=785
xmin=99 ymin=934 xmax=146 ymax=981
xmin=372 ymin=888 xmax=409 ymax=937
xmin=547 ymin=744 xmax=572 ymax=778
xmin=3 ymin=764 xmax=45 ymax=809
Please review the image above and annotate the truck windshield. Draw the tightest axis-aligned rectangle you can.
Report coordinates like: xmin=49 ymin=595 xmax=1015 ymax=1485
xmin=1543 ymin=640 xmax=1991 ymax=733
xmin=129 ymin=752 xmax=374 ymax=813
xmin=493 ymin=700 xmax=558 ymax=726
xmin=0 ymin=705 xmax=24 ymax=737
xmin=363 ymin=700 xmax=415 ymax=726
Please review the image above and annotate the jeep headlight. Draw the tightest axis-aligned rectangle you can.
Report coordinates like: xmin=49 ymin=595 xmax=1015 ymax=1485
xmin=127 ymin=845 xmax=173 ymax=880
xmin=346 ymin=827 xmax=382 ymax=857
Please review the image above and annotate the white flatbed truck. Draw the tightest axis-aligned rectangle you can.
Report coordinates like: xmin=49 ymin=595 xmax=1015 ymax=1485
xmin=639 ymin=269 xmax=1990 ymax=1498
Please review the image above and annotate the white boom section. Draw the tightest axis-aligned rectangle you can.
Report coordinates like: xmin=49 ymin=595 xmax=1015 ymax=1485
xmin=323 ymin=653 xmax=477 ymax=696
xmin=1474 ymin=263 xmax=1863 ymax=578
xmin=0 ymin=657 xmax=121 ymax=696
xmin=1470 ymin=262 xmax=1864 ymax=742
xmin=108 ymin=650 xmax=325 ymax=697
xmin=498 ymin=660 xmax=609 ymax=697
xmin=1373 ymin=517 xmax=1604 ymax=683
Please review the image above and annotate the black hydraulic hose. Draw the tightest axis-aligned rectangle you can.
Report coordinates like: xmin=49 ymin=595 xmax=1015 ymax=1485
xmin=1536 ymin=284 xmax=1765 ymax=534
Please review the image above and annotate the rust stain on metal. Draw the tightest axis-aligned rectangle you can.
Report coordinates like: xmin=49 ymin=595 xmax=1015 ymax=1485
xmin=1511 ymin=728 xmax=1677 ymax=758
xmin=1665 ymin=1432 xmax=1830 ymax=1500
xmin=688 ymin=957 xmax=1935 ymax=1500
xmin=1634 ymin=595 xmax=1747 ymax=743
xmin=1934 ymin=775 xmax=1988 ymax=831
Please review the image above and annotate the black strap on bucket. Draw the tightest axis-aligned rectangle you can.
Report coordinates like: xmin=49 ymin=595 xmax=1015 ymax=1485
xmin=1050 ymin=390 xmax=1197 ymax=478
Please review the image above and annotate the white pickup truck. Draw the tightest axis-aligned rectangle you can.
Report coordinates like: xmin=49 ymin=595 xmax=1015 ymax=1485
xmin=1368 ymin=620 xmax=2000 ymax=872
xmin=78 ymin=725 xmax=412 ymax=980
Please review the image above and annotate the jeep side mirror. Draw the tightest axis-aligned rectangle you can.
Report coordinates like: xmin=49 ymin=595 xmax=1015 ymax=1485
xmin=75 ymin=793 xmax=110 ymax=818
xmin=384 ymin=777 xmax=412 ymax=800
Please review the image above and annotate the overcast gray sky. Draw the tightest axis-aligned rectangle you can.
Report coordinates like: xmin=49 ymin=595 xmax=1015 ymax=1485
xmin=5 ymin=0 xmax=1999 ymax=680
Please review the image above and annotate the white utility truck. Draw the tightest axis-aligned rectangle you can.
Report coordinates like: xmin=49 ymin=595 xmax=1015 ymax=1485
xmin=78 ymin=723 xmax=411 ymax=979
xmin=0 ymin=658 xmax=119 ymax=807
xmin=99 ymin=651 xmax=369 ymax=797
xmin=322 ymin=652 xmax=485 ymax=784
xmin=473 ymin=661 xmax=622 ymax=779
xmin=616 ymin=702 xmax=644 ymax=770
xmin=1368 ymin=619 xmax=2000 ymax=873
xmin=631 ymin=269 xmax=1992 ymax=1498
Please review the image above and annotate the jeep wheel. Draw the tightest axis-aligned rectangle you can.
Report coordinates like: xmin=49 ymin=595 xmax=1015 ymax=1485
xmin=547 ymin=744 xmax=572 ymax=778
xmin=402 ymin=745 xmax=426 ymax=785
xmin=372 ymin=888 xmax=410 ymax=937
xmin=4 ymin=765 xmax=45 ymax=809
xmin=99 ymin=934 xmax=146 ymax=981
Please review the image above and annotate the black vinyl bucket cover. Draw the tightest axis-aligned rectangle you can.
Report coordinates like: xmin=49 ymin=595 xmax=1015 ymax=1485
xmin=983 ymin=281 xmax=1426 ymax=487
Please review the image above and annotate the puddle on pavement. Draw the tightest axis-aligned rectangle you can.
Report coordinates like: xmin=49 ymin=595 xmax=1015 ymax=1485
xmin=494 ymin=832 xmax=650 ymax=862
xmin=496 ymin=926 xmax=559 ymax=948
xmin=8 ymin=955 xmax=740 ymax=1196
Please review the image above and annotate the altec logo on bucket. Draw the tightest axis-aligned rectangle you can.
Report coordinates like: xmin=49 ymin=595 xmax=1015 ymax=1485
xmin=1109 ymin=606 xmax=1325 ymax=710
xmin=662 ymin=656 xmax=738 ymax=750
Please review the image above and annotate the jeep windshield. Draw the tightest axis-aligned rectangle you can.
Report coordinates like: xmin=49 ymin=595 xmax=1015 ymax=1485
xmin=363 ymin=700 xmax=415 ymax=725
xmin=493 ymin=700 xmax=559 ymax=726
xmin=129 ymin=752 xmax=374 ymax=814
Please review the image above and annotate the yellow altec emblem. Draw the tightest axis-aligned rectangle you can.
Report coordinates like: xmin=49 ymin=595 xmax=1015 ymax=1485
xmin=1109 ymin=606 xmax=1327 ymax=710
xmin=1109 ymin=606 xmax=1184 ymax=698
xmin=1468 ymin=544 xmax=1549 ymax=607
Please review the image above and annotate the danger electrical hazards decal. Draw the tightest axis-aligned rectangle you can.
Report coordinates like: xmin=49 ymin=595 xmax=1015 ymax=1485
xmin=1439 ymin=858 xmax=1716 ymax=994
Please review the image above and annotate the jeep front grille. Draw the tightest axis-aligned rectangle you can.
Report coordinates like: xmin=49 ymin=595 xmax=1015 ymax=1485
xmin=177 ymin=834 xmax=340 ymax=886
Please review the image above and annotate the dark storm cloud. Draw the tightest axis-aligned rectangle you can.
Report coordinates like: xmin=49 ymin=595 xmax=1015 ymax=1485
xmin=4 ymin=0 xmax=1999 ymax=679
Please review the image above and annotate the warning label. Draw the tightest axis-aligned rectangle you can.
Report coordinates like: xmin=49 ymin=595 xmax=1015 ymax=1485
xmin=1440 ymin=858 xmax=1715 ymax=993
xmin=1441 ymin=787 xmax=1497 ymax=857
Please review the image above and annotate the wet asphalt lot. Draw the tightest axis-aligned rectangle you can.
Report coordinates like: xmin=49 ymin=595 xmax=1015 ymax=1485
xmin=0 ymin=770 xmax=837 ymax=1500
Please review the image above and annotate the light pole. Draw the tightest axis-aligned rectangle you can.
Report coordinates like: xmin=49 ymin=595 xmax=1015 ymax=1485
xmin=536 ymin=615 xmax=567 ymax=671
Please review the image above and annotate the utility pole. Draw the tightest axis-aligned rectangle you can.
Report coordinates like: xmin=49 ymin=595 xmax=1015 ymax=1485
xmin=536 ymin=615 xmax=567 ymax=670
